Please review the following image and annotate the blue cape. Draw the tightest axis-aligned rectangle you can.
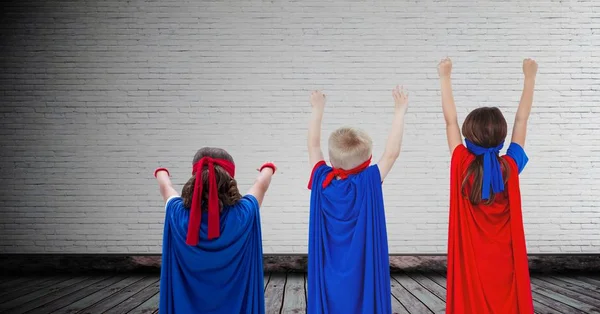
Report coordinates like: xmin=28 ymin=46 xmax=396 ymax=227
xmin=308 ymin=163 xmax=392 ymax=314
xmin=159 ymin=195 xmax=265 ymax=314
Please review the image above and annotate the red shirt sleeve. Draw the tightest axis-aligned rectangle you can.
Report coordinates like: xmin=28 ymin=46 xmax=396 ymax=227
xmin=307 ymin=160 xmax=327 ymax=190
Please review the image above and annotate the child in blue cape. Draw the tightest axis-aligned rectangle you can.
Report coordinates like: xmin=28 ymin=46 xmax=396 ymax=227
xmin=154 ymin=147 xmax=276 ymax=314
xmin=306 ymin=87 xmax=409 ymax=314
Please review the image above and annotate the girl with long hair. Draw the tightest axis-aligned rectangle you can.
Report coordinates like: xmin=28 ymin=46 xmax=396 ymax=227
xmin=439 ymin=58 xmax=538 ymax=314
xmin=154 ymin=147 xmax=276 ymax=314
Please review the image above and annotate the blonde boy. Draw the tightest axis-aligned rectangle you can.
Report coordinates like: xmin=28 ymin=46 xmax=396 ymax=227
xmin=306 ymin=87 xmax=408 ymax=314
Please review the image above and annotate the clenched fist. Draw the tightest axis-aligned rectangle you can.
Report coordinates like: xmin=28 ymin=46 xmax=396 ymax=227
xmin=392 ymin=85 xmax=409 ymax=113
xmin=523 ymin=58 xmax=538 ymax=79
xmin=438 ymin=58 xmax=452 ymax=78
xmin=310 ymin=90 xmax=326 ymax=110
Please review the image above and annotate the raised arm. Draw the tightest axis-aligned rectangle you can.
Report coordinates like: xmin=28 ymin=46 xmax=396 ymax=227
xmin=308 ymin=91 xmax=325 ymax=167
xmin=377 ymin=85 xmax=408 ymax=181
xmin=247 ymin=162 xmax=276 ymax=206
xmin=155 ymin=168 xmax=179 ymax=203
xmin=438 ymin=58 xmax=462 ymax=155
xmin=511 ymin=58 xmax=538 ymax=148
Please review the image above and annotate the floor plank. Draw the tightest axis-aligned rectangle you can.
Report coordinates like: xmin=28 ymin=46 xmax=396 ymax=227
xmin=264 ymin=273 xmax=285 ymax=314
xmin=128 ymin=291 xmax=160 ymax=314
xmin=390 ymin=276 xmax=433 ymax=314
xmin=25 ymin=276 xmax=124 ymax=314
xmin=303 ymin=273 xmax=307 ymax=307
xmin=550 ymin=275 xmax=600 ymax=294
xmin=394 ymin=273 xmax=445 ymax=314
xmin=531 ymin=282 xmax=599 ymax=314
xmin=281 ymin=273 xmax=305 ymax=313
xmin=532 ymin=290 xmax=588 ymax=314
xmin=0 ymin=277 xmax=34 ymax=291
xmin=4 ymin=276 xmax=106 ymax=314
xmin=409 ymin=272 xmax=446 ymax=302
xmin=391 ymin=295 xmax=410 ymax=314
xmin=78 ymin=277 xmax=159 ymax=314
xmin=531 ymin=277 xmax=600 ymax=311
xmin=574 ymin=276 xmax=600 ymax=287
xmin=52 ymin=275 xmax=145 ymax=314
xmin=0 ymin=276 xmax=59 ymax=299
xmin=0 ymin=272 xmax=596 ymax=314
xmin=264 ymin=272 xmax=270 ymax=291
xmin=425 ymin=272 xmax=447 ymax=288
xmin=548 ymin=276 xmax=600 ymax=300
xmin=0 ymin=276 xmax=90 ymax=312
xmin=0 ymin=276 xmax=70 ymax=304
xmin=106 ymin=279 xmax=160 ymax=313
xmin=533 ymin=299 xmax=565 ymax=314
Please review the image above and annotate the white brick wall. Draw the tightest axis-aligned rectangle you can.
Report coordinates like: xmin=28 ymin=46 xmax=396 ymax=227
xmin=0 ymin=0 xmax=599 ymax=254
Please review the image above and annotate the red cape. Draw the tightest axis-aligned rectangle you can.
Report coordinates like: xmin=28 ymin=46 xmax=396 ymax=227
xmin=446 ymin=145 xmax=534 ymax=314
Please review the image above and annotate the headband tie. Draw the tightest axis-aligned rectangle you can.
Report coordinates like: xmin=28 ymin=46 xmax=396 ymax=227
xmin=322 ymin=156 xmax=372 ymax=188
xmin=464 ymin=139 xmax=504 ymax=200
xmin=187 ymin=157 xmax=235 ymax=245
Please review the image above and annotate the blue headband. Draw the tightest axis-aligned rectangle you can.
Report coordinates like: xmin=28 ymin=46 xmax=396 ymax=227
xmin=464 ymin=139 xmax=504 ymax=200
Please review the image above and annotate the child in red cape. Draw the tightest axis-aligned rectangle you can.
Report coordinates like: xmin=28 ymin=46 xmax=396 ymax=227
xmin=438 ymin=58 xmax=538 ymax=314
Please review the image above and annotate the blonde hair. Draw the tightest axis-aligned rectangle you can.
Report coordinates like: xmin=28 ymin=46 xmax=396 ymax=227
xmin=328 ymin=127 xmax=373 ymax=169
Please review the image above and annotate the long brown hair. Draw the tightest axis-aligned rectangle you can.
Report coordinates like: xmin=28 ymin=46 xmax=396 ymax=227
xmin=181 ymin=147 xmax=242 ymax=210
xmin=461 ymin=107 xmax=511 ymax=205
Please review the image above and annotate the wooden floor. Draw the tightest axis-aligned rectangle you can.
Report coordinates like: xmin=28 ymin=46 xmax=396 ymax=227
xmin=0 ymin=272 xmax=599 ymax=313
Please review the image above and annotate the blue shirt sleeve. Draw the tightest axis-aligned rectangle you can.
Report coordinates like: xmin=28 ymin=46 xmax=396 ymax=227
xmin=240 ymin=194 xmax=259 ymax=212
xmin=231 ymin=194 xmax=260 ymax=220
xmin=506 ymin=142 xmax=529 ymax=174
xmin=164 ymin=196 xmax=184 ymax=220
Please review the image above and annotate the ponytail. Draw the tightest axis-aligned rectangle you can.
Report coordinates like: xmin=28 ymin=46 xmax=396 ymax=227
xmin=461 ymin=156 xmax=511 ymax=205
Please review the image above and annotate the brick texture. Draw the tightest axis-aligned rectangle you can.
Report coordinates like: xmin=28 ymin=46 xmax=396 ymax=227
xmin=0 ymin=0 xmax=599 ymax=254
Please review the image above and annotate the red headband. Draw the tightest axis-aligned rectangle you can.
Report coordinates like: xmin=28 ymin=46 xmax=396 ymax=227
xmin=322 ymin=156 xmax=372 ymax=188
xmin=186 ymin=157 xmax=235 ymax=245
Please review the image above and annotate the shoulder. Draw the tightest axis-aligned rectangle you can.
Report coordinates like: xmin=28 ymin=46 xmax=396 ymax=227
xmin=312 ymin=160 xmax=331 ymax=176
xmin=503 ymin=142 xmax=529 ymax=174
xmin=450 ymin=144 xmax=478 ymax=176
xmin=232 ymin=194 xmax=260 ymax=217
xmin=307 ymin=160 xmax=332 ymax=190
xmin=238 ymin=194 xmax=260 ymax=209
xmin=363 ymin=164 xmax=382 ymax=182
xmin=505 ymin=142 xmax=528 ymax=161
xmin=164 ymin=196 xmax=184 ymax=220
xmin=451 ymin=144 xmax=469 ymax=158
xmin=451 ymin=144 xmax=473 ymax=165
xmin=165 ymin=195 xmax=183 ymax=210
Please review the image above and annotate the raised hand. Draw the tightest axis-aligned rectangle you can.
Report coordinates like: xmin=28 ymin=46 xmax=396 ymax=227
xmin=257 ymin=161 xmax=277 ymax=174
xmin=438 ymin=57 xmax=461 ymax=154
xmin=248 ymin=161 xmax=276 ymax=206
xmin=512 ymin=58 xmax=538 ymax=147
xmin=310 ymin=90 xmax=326 ymax=110
xmin=378 ymin=85 xmax=409 ymax=181
xmin=392 ymin=85 xmax=409 ymax=113
xmin=523 ymin=58 xmax=538 ymax=79
xmin=308 ymin=91 xmax=325 ymax=166
xmin=438 ymin=58 xmax=452 ymax=78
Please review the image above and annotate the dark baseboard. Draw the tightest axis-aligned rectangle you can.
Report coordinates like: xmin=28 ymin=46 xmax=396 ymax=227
xmin=263 ymin=255 xmax=600 ymax=274
xmin=1 ymin=254 xmax=599 ymax=275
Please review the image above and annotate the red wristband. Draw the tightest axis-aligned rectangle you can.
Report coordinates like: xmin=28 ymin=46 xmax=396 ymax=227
xmin=259 ymin=162 xmax=276 ymax=174
xmin=154 ymin=167 xmax=170 ymax=178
